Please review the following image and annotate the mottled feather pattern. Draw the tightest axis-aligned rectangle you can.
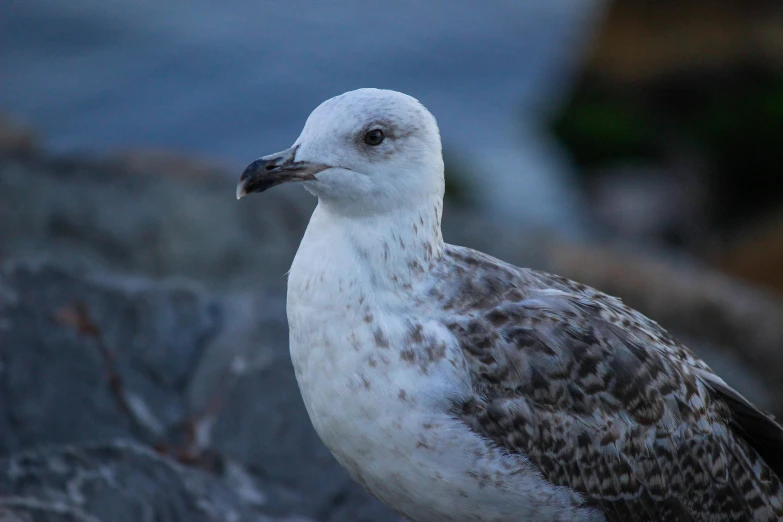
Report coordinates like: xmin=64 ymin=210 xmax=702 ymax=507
xmin=431 ymin=245 xmax=783 ymax=522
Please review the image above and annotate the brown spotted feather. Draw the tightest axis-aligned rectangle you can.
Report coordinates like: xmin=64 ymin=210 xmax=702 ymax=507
xmin=432 ymin=245 xmax=783 ymax=522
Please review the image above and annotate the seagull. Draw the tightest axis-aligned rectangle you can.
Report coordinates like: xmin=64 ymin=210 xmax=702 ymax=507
xmin=236 ymin=88 xmax=783 ymax=521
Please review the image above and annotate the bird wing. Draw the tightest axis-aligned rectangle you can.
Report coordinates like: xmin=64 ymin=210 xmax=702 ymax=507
xmin=438 ymin=247 xmax=783 ymax=522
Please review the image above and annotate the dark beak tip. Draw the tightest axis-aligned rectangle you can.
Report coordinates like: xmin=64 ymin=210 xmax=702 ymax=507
xmin=236 ymin=159 xmax=267 ymax=200
xmin=236 ymin=146 xmax=314 ymax=201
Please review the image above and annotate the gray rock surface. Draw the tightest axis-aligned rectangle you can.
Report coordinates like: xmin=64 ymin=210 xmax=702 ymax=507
xmin=0 ymin=152 xmax=312 ymax=292
xmin=0 ymin=441 xmax=308 ymax=522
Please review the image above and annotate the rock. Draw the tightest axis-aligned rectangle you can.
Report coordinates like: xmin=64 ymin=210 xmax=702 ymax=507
xmin=0 ymin=440 xmax=311 ymax=522
xmin=714 ymin=212 xmax=783 ymax=294
xmin=0 ymin=151 xmax=313 ymax=291
xmin=0 ymin=259 xmax=217 ymax=453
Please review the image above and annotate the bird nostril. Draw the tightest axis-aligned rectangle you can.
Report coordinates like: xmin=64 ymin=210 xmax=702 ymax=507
xmin=265 ymin=163 xmax=277 ymax=171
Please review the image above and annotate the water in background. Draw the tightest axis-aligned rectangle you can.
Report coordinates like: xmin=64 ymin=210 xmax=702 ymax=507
xmin=1 ymin=0 xmax=603 ymax=233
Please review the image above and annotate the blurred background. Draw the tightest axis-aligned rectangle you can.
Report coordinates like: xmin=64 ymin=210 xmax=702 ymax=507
xmin=1 ymin=1 xmax=782 ymax=521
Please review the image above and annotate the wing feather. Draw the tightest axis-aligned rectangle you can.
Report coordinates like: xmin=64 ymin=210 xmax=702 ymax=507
xmin=438 ymin=246 xmax=783 ymax=522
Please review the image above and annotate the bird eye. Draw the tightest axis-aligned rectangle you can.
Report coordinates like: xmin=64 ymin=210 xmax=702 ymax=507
xmin=363 ymin=129 xmax=385 ymax=146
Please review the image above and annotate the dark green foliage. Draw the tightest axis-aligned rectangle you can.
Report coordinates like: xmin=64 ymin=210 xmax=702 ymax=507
xmin=551 ymin=69 xmax=783 ymax=230
xmin=551 ymin=91 xmax=659 ymax=170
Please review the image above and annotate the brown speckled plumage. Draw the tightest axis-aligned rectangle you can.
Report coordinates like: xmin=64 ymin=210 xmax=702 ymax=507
xmin=432 ymin=245 xmax=783 ymax=522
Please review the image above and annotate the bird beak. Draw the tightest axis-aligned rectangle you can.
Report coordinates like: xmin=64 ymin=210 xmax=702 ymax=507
xmin=236 ymin=145 xmax=329 ymax=199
